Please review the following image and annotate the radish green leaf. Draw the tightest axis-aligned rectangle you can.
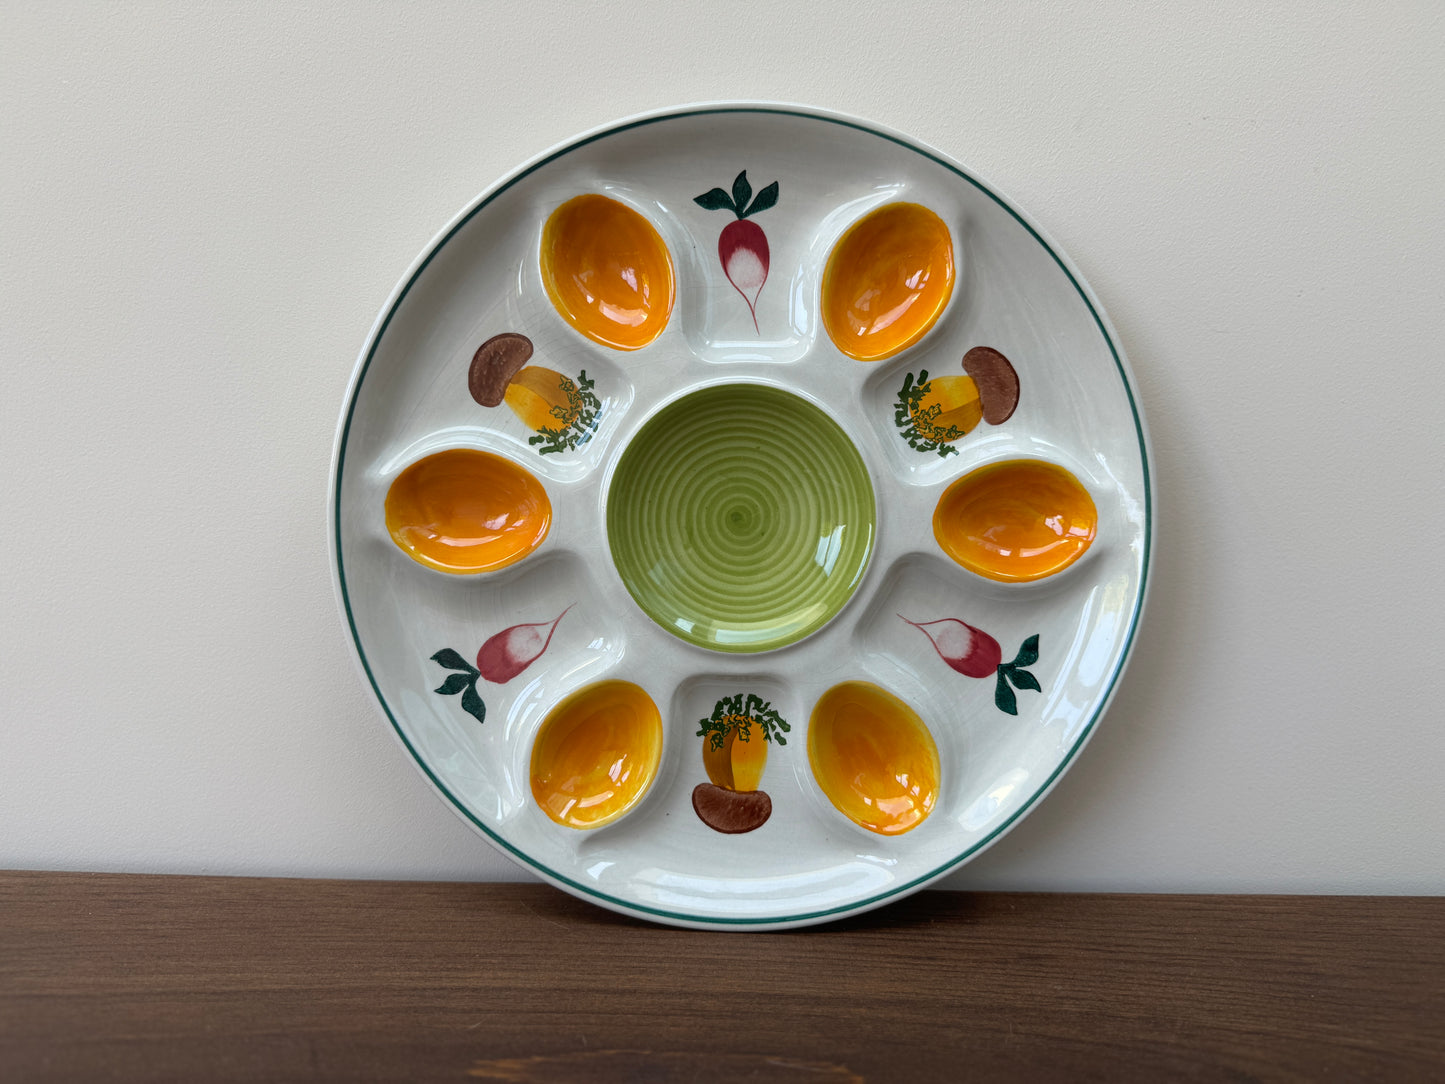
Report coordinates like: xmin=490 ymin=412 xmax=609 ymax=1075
xmin=745 ymin=181 xmax=779 ymax=218
xmin=434 ymin=673 xmax=473 ymax=695
xmin=431 ymin=648 xmax=477 ymax=675
xmin=1006 ymin=667 xmax=1042 ymax=693
xmin=1012 ymin=635 xmax=1040 ymax=668
xmin=460 ymin=683 xmax=486 ymax=724
xmin=995 ymin=672 xmax=1019 ymax=715
xmin=731 ymin=170 xmax=752 ymax=215
xmin=693 ymin=188 xmax=734 ymax=212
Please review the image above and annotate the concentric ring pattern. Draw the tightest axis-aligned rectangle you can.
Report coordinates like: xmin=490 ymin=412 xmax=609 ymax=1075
xmin=606 ymin=384 xmax=875 ymax=652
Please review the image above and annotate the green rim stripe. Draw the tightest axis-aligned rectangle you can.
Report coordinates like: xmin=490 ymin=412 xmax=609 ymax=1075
xmin=333 ymin=105 xmax=1153 ymax=926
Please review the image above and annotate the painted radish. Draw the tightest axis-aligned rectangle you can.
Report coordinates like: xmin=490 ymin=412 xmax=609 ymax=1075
xmin=899 ymin=614 xmax=1043 ymax=716
xmin=899 ymin=614 xmax=1002 ymax=678
xmin=694 ymin=170 xmax=779 ymax=332
xmin=477 ymin=604 xmax=572 ymax=684
xmin=429 ymin=605 xmax=574 ymax=724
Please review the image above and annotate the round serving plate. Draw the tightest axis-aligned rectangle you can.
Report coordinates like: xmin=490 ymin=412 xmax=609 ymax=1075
xmin=330 ymin=103 xmax=1152 ymax=930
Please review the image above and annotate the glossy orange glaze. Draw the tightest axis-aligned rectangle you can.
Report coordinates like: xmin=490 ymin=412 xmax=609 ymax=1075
xmin=934 ymin=460 xmax=1097 ymax=582
xmin=541 ymin=194 xmax=675 ymax=350
xmin=384 ymin=449 xmax=550 ymax=574
xmin=808 ymin=682 xmax=939 ymax=836
xmin=530 ymin=680 xmax=662 ymax=829
xmin=702 ymin=722 xmax=769 ymax=792
xmin=821 ymin=202 xmax=954 ymax=362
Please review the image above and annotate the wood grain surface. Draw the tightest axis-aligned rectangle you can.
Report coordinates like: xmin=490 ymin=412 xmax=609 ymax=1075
xmin=1 ymin=872 xmax=1441 ymax=1081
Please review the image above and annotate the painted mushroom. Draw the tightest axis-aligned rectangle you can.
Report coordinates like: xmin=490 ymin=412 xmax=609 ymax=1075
xmin=691 ymin=694 xmax=789 ymax=834
xmin=468 ymin=332 xmax=601 ymax=455
xmin=895 ymin=346 xmax=1020 ymax=458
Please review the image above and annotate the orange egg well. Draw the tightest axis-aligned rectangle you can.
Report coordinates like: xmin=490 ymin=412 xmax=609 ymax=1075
xmin=933 ymin=460 xmax=1097 ymax=582
xmin=541 ymin=194 xmax=675 ymax=351
xmin=384 ymin=449 xmax=551 ymax=574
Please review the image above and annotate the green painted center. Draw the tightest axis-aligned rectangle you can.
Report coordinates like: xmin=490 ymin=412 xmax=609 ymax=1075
xmin=606 ymin=384 xmax=875 ymax=653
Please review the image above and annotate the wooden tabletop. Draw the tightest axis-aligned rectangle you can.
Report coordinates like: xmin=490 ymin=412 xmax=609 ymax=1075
xmin=2 ymin=872 xmax=1440 ymax=1081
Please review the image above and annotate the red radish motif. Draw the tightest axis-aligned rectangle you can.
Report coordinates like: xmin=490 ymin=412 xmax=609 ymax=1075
xmin=694 ymin=170 xmax=779 ymax=332
xmin=899 ymin=614 xmax=1002 ymax=678
xmin=899 ymin=614 xmax=1043 ymax=716
xmin=477 ymin=604 xmax=572 ymax=684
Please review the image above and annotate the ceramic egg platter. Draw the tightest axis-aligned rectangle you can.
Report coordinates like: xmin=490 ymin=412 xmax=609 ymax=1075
xmin=331 ymin=105 xmax=1152 ymax=930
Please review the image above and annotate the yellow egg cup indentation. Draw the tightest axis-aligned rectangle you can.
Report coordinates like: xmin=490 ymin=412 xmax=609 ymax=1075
xmin=808 ymin=681 xmax=940 ymax=836
xmin=540 ymin=194 xmax=676 ymax=351
xmin=933 ymin=460 xmax=1098 ymax=582
xmin=530 ymin=680 xmax=663 ymax=830
xmin=821 ymin=202 xmax=955 ymax=362
xmin=384 ymin=448 xmax=551 ymax=575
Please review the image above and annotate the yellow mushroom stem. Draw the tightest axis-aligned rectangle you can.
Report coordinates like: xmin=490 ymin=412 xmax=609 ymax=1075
xmin=701 ymin=717 xmax=769 ymax=792
xmin=910 ymin=374 xmax=982 ymax=445
xmin=504 ymin=367 xmax=582 ymax=432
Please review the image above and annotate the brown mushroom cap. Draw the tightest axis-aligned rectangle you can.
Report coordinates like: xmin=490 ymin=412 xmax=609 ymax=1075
xmin=962 ymin=346 xmax=1020 ymax=425
xmin=692 ymin=782 xmax=772 ymax=834
xmin=468 ymin=333 xmax=534 ymax=407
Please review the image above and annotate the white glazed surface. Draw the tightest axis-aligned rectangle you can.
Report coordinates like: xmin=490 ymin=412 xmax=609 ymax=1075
xmin=332 ymin=105 xmax=1151 ymax=929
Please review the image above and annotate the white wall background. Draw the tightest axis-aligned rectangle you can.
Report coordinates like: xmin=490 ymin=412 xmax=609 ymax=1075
xmin=3 ymin=3 xmax=1442 ymax=893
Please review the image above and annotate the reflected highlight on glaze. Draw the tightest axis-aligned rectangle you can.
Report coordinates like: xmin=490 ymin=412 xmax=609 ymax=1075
xmin=530 ymin=680 xmax=662 ymax=829
xmin=384 ymin=449 xmax=550 ymax=574
xmin=933 ymin=460 xmax=1097 ymax=582
xmin=808 ymin=682 xmax=940 ymax=835
xmin=821 ymin=203 xmax=954 ymax=361
xmin=541 ymin=194 xmax=675 ymax=350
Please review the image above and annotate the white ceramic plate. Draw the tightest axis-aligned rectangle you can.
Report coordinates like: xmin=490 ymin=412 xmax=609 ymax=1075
xmin=330 ymin=103 xmax=1152 ymax=930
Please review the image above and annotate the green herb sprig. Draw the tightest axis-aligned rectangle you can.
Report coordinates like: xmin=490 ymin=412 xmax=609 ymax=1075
xmin=696 ymin=693 xmax=790 ymax=751
xmin=530 ymin=370 xmax=602 ymax=455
